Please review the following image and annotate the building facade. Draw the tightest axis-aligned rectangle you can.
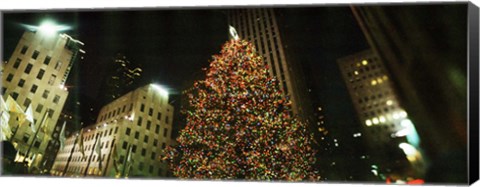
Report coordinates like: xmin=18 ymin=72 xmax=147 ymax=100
xmin=350 ymin=6 xmax=469 ymax=183
xmin=50 ymin=84 xmax=174 ymax=178
xmin=1 ymin=28 xmax=84 ymax=170
xmin=337 ymin=49 xmax=425 ymax=179
xmin=227 ymin=8 xmax=313 ymax=124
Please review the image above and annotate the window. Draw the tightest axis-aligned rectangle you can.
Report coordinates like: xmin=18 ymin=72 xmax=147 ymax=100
xmin=32 ymin=50 xmax=39 ymax=59
xmin=163 ymin=128 xmax=168 ymax=137
xmin=132 ymin=145 xmax=137 ymax=153
xmin=24 ymin=63 xmax=33 ymax=74
xmin=37 ymin=69 xmax=45 ymax=79
xmin=151 ymin=152 xmax=156 ymax=160
xmin=55 ymin=61 xmax=62 ymax=70
xmin=144 ymin=136 xmax=149 ymax=143
xmin=1 ymin=87 xmax=5 ymax=94
xmin=115 ymin=127 xmax=119 ymax=134
xmin=162 ymin=143 xmax=166 ymax=149
xmin=42 ymin=90 xmax=50 ymax=99
xmin=137 ymin=117 xmax=142 ymax=126
xmin=149 ymin=166 xmax=154 ymax=173
xmin=140 ymin=104 xmax=145 ymax=112
xmin=18 ymin=79 xmax=25 ymax=87
xmin=165 ymin=116 xmax=169 ymax=124
xmin=22 ymin=134 xmax=30 ymax=142
xmin=34 ymin=141 xmax=41 ymax=148
xmin=149 ymin=108 xmax=153 ymax=116
xmin=28 ymin=84 xmax=37 ymax=94
xmin=134 ymin=132 xmax=139 ymax=139
xmin=48 ymin=74 xmax=56 ymax=85
xmin=141 ymin=148 xmax=146 ymax=156
xmin=109 ymin=129 xmax=113 ymax=136
xmin=53 ymin=95 xmax=60 ymax=104
xmin=13 ymin=58 xmax=21 ymax=68
xmin=11 ymin=92 xmax=19 ymax=100
xmin=153 ymin=139 xmax=158 ymax=147
xmin=125 ymin=128 xmax=131 ymax=135
xmin=122 ymin=105 xmax=126 ymax=112
xmin=6 ymin=74 xmax=13 ymax=82
xmin=139 ymin=162 xmax=144 ymax=170
xmin=122 ymin=141 xmax=128 ymax=149
xmin=146 ymin=121 xmax=151 ymax=130
xmin=20 ymin=46 xmax=28 ymax=54
xmin=157 ymin=112 xmax=161 ymax=120
xmin=47 ymin=109 xmax=54 ymax=118
xmin=23 ymin=98 xmax=31 ymax=107
xmin=43 ymin=56 xmax=51 ymax=65
xmin=155 ymin=125 xmax=160 ymax=134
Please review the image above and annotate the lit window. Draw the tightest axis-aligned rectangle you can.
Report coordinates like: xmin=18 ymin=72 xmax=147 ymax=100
xmin=383 ymin=75 xmax=388 ymax=80
xmin=371 ymin=80 xmax=377 ymax=86
xmin=354 ymin=71 xmax=359 ymax=75
xmin=362 ymin=60 xmax=368 ymax=65
xmin=399 ymin=111 xmax=407 ymax=118
xmin=365 ymin=120 xmax=372 ymax=126
xmin=377 ymin=78 xmax=383 ymax=84
xmin=372 ymin=118 xmax=379 ymax=124
xmin=386 ymin=100 xmax=393 ymax=106
xmin=55 ymin=61 xmax=62 ymax=70
xmin=379 ymin=116 xmax=386 ymax=123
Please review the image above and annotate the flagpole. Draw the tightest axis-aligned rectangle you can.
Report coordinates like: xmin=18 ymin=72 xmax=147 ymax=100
xmin=83 ymin=133 xmax=99 ymax=176
xmin=23 ymin=111 xmax=48 ymax=163
xmin=103 ymin=138 xmax=116 ymax=177
xmin=62 ymin=134 xmax=78 ymax=176
xmin=121 ymin=144 xmax=131 ymax=177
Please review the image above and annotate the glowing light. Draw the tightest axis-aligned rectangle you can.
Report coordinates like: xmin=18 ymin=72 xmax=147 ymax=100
xmin=377 ymin=78 xmax=383 ymax=83
xmin=35 ymin=20 xmax=71 ymax=36
xmin=392 ymin=113 xmax=400 ymax=119
xmin=151 ymin=84 xmax=168 ymax=96
xmin=399 ymin=143 xmax=420 ymax=162
xmin=401 ymin=119 xmax=420 ymax=147
xmin=386 ymin=100 xmax=393 ymax=106
xmin=379 ymin=116 xmax=386 ymax=123
xmin=383 ymin=75 xmax=388 ymax=80
xmin=372 ymin=118 xmax=379 ymax=124
xmin=371 ymin=80 xmax=377 ymax=86
xmin=365 ymin=120 xmax=372 ymax=126
xmin=399 ymin=111 xmax=408 ymax=118
xmin=362 ymin=60 xmax=368 ymax=65
xmin=354 ymin=71 xmax=359 ymax=75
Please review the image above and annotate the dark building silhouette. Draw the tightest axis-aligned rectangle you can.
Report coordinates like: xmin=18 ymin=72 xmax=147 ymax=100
xmin=101 ymin=53 xmax=142 ymax=105
xmin=351 ymin=4 xmax=470 ymax=183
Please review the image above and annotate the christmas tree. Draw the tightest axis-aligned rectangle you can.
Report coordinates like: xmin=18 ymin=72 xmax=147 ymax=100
xmin=164 ymin=29 xmax=320 ymax=181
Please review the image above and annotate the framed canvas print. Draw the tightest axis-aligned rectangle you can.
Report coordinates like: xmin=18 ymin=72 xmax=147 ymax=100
xmin=1 ymin=1 xmax=479 ymax=186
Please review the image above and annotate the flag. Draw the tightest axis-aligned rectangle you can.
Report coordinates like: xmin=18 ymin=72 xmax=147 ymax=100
xmin=25 ymin=104 xmax=35 ymax=133
xmin=95 ymin=137 xmax=103 ymax=171
xmin=125 ymin=145 xmax=133 ymax=176
xmin=0 ymin=97 xmax=11 ymax=140
xmin=111 ymin=143 xmax=119 ymax=173
xmin=5 ymin=96 xmax=26 ymax=128
xmin=40 ymin=111 xmax=50 ymax=134
xmin=77 ymin=129 xmax=86 ymax=158
xmin=59 ymin=121 xmax=66 ymax=150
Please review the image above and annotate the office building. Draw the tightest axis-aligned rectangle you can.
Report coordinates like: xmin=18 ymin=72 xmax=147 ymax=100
xmin=1 ymin=26 xmax=84 ymax=170
xmin=337 ymin=49 xmax=425 ymax=179
xmin=50 ymin=84 xmax=174 ymax=177
xmin=350 ymin=5 xmax=468 ymax=170
xmin=227 ymin=8 xmax=313 ymax=124
xmin=101 ymin=53 xmax=142 ymax=105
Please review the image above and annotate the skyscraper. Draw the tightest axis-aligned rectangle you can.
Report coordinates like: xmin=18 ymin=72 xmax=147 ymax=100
xmin=227 ymin=8 xmax=313 ymax=125
xmin=101 ymin=53 xmax=143 ymax=105
xmin=50 ymin=84 xmax=174 ymax=177
xmin=337 ymin=49 xmax=425 ymax=180
xmin=1 ymin=25 xmax=84 ymax=170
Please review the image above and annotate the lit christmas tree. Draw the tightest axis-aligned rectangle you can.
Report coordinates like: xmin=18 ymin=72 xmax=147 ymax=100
xmin=164 ymin=27 xmax=320 ymax=181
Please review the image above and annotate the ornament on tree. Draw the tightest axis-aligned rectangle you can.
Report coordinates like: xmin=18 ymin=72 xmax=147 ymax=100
xmin=164 ymin=31 xmax=320 ymax=181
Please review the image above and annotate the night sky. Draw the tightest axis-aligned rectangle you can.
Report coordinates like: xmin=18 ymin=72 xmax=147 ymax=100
xmin=3 ymin=6 xmax=370 ymax=180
